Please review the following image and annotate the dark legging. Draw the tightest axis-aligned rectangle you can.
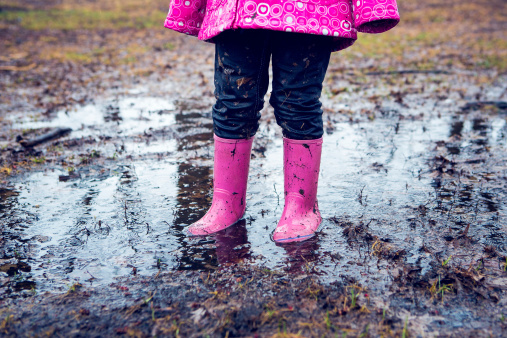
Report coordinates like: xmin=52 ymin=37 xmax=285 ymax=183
xmin=212 ymin=29 xmax=333 ymax=140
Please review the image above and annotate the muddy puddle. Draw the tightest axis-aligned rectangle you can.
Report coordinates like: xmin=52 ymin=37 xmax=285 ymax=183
xmin=2 ymin=71 xmax=506 ymax=308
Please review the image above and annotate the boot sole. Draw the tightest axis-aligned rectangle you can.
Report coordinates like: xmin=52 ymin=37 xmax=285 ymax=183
xmin=184 ymin=215 xmax=245 ymax=237
xmin=271 ymin=219 xmax=324 ymax=243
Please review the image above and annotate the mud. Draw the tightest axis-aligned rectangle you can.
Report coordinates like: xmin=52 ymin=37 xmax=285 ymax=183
xmin=1 ymin=0 xmax=507 ymax=337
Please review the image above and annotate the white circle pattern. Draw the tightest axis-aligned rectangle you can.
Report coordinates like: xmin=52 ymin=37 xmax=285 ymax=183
xmin=255 ymin=16 xmax=269 ymax=26
xmin=244 ymin=1 xmax=257 ymax=14
xmin=270 ymin=4 xmax=283 ymax=17
xmin=284 ymin=15 xmax=295 ymax=24
xmin=257 ymin=3 xmax=270 ymax=16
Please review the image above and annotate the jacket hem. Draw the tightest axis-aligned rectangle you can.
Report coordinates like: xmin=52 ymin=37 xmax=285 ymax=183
xmin=164 ymin=18 xmax=201 ymax=37
xmin=356 ymin=18 xmax=400 ymax=34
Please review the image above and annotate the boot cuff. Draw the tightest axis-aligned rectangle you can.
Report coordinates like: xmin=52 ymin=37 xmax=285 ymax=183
xmin=214 ymin=134 xmax=254 ymax=144
xmin=283 ymin=137 xmax=323 ymax=145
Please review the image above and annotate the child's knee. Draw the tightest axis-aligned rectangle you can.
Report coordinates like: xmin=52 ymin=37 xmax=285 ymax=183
xmin=270 ymin=95 xmax=324 ymax=140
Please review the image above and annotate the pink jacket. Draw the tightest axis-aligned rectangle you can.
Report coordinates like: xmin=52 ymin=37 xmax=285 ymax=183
xmin=164 ymin=0 xmax=399 ymax=51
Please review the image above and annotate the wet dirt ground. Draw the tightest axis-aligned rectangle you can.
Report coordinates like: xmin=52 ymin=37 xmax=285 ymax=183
xmin=1 ymin=0 xmax=507 ymax=337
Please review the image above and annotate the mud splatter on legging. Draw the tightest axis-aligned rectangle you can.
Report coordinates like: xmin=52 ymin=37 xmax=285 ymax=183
xmin=212 ymin=29 xmax=333 ymax=140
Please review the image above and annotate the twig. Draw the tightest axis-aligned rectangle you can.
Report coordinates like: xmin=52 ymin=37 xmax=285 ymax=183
xmin=18 ymin=127 xmax=72 ymax=148
xmin=0 ymin=63 xmax=37 ymax=71
xmin=358 ymin=186 xmax=366 ymax=206
xmin=86 ymin=270 xmax=96 ymax=280
xmin=124 ymin=201 xmax=129 ymax=227
xmin=459 ymin=224 xmax=470 ymax=238
xmin=366 ymin=69 xmax=451 ymax=76
xmin=461 ymin=101 xmax=507 ymax=111
xmin=273 ymin=183 xmax=280 ymax=205
xmin=0 ymin=52 xmax=28 ymax=61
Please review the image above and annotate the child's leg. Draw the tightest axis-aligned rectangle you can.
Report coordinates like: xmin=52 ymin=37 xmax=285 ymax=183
xmin=269 ymin=32 xmax=333 ymax=140
xmin=187 ymin=29 xmax=271 ymax=235
xmin=212 ymin=29 xmax=271 ymax=139
xmin=269 ymin=32 xmax=333 ymax=242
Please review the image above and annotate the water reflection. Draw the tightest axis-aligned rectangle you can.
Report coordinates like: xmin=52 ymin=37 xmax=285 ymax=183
xmin=449 ymin=120 xmax=464 ymax=137
xmin=172 ymin=107 xmax=220 ymax=270
xmin=278 ymin=236 xmax=320 ymax=273
xmin=472 ymin=118 xmax=489 ymax=149
xmin=213 ymin=220 xmax=251 ymax=265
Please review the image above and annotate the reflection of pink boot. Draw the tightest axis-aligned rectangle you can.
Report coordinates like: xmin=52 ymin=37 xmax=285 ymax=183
xmin=187 ymin=135 xmax=253 ymax=236
xmin=273 ymin=137 xmax=323 ymax=243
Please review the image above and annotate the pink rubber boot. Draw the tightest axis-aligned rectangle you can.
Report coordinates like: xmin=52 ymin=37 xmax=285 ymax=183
xmin=273 ymin=137 xmax=323 ymax=243
xmin=187 ymin=135 xmax=253 ymax=236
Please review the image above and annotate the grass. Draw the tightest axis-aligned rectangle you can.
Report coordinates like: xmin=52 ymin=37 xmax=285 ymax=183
xmin=0 ymin=166 xmax=13 ymax=176
xmin=359 ymin=324 xmax=369 ymax=338
xmin=0 ymin=8 xmax=165 ymax=30
xmin=170 ymin=319 xmax=180 ymax=337
xmin=0 ymin=314 xmax=14 ymax=331
xmin=143 ymin=293 xmax=154 ymax=304
xmin=162 ymin=42 xmax=176 ymax=51
xmin=0 ymin=1 xmax=172 ymax=65
xmin=65 ymin=282 xmax=82 ymax=294
xmin=271 ymin=332 xmax=304 ymax=338
xmin=305 ymin=285 xmax=322 ymax=301
xmin=0 ymin=0 xmax=169 ymax=30
xmin=442 ymin=255 xmax=452 ymax=267
xmin=62 ymin=51 xmax=93 ymax=63
xmin=339 ymin=27 xmax=507 ymax=72
xmin=402 ymin=317 xmax=409 ymax=338
xmin=278 ymin=318 xmax=288 ymax=335
xmin=1 ymin=0 xmax=505 ymax=72
xmin=150 ymin=301 xmax=156 ymax=321
xmin=429 ymin=276 xmax=453 ymax=303
xmin=335 ymin=0 xmax=507 ymax=72
xmin=350 ymin=287 xmax=357 ymax=308
xmin=30 ymin=156 xmax=46 ymax=164
xmin=261 ymin=304 xmax=278 ymax=324
xmin=325 ymin=311 xmax=331 ymax=330
xmin=477 ymin=55 xmax=507 ymax=71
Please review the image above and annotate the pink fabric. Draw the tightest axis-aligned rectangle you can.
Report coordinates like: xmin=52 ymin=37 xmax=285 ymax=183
xmin=353 ymin=0 xmax=400 ymax=33
xmin=164 ymin=0 xmax=400 ymax=52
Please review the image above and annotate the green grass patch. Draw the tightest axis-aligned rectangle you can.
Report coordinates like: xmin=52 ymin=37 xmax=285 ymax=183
xmin=120 ymin=55 xmax=137 ymax=65
xmin=63 ymin=51 xmax=93 ymax=63
xmin=0 ymin=8 xmax=165 ymax=30
xmin=341 ymin=33 xmax=407 ymax=60
xmin=162 ymin=42 xmax=176 ymax=51
xmin=477 ymin=54 xmax=507 ymax=71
